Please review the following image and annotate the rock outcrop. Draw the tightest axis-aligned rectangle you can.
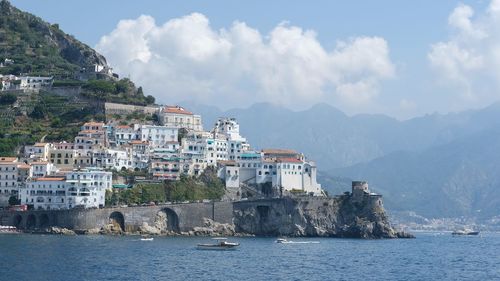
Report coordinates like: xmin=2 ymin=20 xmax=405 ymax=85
xmin=191 ymin=218 xmax=237 ymax=236
xmin=44 ymin=226 xmax=76 ymax=235
xmin=233 ymin=194 xmax=414 ymax=239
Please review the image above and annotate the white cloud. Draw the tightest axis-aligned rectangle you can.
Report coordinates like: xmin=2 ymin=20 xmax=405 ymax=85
xmin=428 ymin=0 xmax=500 ymax=104
xmin=96 ymin=13 xmax=395 ymax=110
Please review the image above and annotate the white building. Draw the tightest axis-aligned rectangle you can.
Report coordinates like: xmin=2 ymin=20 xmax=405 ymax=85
xmin=113 ymin=125 xmax=138 ymax=146
xmin=218 ymin=150 xmax=323 ymax=196
xmin=24 ymin=143 xmax=51 ymax=161
xmin=158 ymin=105 xmax=203 ymax=131
xmin=64 ymin=168 xmax=112 ymax=209
xmin=30 ymin=161 xmax=56 ymax=178
xmin=20 ymin=168 xmax=112 ymax=210
xmin=138 ymin=125 xmax=178 ymax=148
xmin=19 ymin=76 xmax=53 ymax=90
xmin=20 ymin=177 xmax=67 ymax=210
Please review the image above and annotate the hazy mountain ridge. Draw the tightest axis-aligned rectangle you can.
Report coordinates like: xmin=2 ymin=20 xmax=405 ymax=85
xmin=183 ymin=101 xmax=500 ymax=169
xmin=331 ymin=126 xmax=500 ymax=218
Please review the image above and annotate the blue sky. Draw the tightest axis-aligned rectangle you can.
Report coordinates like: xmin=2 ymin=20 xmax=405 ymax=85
xmin=11 ymin=0 xmax=496 ymax=119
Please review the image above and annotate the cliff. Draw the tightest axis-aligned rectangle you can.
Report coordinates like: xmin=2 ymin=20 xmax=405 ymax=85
xmin=233 ymin=194 xmax=412 ymax=238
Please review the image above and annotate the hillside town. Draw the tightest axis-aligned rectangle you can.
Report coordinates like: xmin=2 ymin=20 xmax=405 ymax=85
xmin=0 ymin=103 xmax=324 ymax=211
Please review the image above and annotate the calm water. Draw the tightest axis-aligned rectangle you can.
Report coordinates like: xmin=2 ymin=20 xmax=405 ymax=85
xmin=1 ymin=232 xmax=499 ymax=281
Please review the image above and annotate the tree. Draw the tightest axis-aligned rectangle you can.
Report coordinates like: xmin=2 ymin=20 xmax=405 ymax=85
xmin=115 ymin=79 xmax=130 ymax=93
xmin=0 ymin=93 xmax=17 ymax=105
xmin=145 ymin=95 xmax=155 ymax=104
xmin=83 ymin=80 xmax=116 ymax=94
xmin=178 ymin=128 xmax=188 ymax=142
xmin=29 ymin=104 xmax=45 ymax=119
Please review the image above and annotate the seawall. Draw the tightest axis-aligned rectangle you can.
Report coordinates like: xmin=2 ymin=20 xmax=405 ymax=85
xmin=0 ymin=195 xmax=411 ymax=238
xmin=0 ymin=201 xmax=233 ymax=233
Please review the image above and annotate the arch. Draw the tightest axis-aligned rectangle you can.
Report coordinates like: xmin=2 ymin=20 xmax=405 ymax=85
xmin=39 ymin=213 xmax=50 ymax=228
xmin=109 ymin=211 xmax=125 ymax=231
xmin=0 ymin=215 xmax=9 ymax=226
xmin=26 ymin=214 xmax=37 ymax=229
xmin=155 ymin=208 xmax=179 ymax=233
xmin=13 ymin=214 xmax=22 ymax=228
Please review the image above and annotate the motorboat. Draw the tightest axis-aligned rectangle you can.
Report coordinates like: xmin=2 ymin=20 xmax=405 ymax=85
xmin=276 ymin=238 xmax=291 ymax=243
xmin=276 ymin=238 xmax=320 ymax=244
xmin=0 ymin=225 xmax=20 ymax=234
xmin=140 ymin=235 xmax=154 ymax=241
xmin=197 ymin=238 xmax=239 ymax=250
xmin=452 ymin=229 xmax=480 ymax=236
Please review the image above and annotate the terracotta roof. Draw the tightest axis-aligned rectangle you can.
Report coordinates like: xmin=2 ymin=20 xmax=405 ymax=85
xmin=0 ymin=157 xmax=17 ymax=163
xmin=78 ymin=130 xmax=104 ymax=134
xmin=130 ymin=140 xmax=148 ymax=144
xmin=163 ymin=106 xmax=193 ymax=115
xmin=116 ymin=125 xmax=132 ymax=129
xmin=17 ymin=164 xmax=31 ymax=169
xmin=277 ymin=157 xmax=303 ymax=163
xmin=35 ymin=177 xmax=65 ymax=181
xmin=262 ymin=149 xmax=297 ymax=155
xmin=32 ymin=161 xmax=49 ymax=165
xmin=34 ymin=142 xmax=47 ymax=147
xmin=218 ymin=160 xmax=237 ymax=166
xmin=83 ymin=122 xmax=104 ymax=126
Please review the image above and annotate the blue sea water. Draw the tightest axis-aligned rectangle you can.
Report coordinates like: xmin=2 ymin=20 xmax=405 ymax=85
xmin=0 ymin=232 xmax=499 ymax=281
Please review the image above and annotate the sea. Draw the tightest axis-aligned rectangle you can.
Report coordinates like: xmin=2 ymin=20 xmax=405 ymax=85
xmin=0 ymin=232 xmax=499 ymax=281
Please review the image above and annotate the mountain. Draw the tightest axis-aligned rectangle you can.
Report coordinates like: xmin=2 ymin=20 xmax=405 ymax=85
xmin=0 ymin=0 xmax=106 ymax=78
xmin=183 ymin=101 xmax=500 ymax=171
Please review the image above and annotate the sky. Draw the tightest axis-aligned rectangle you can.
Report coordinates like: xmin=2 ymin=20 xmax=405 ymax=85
xmin=10 ymin=0 xmax=499 ymax=119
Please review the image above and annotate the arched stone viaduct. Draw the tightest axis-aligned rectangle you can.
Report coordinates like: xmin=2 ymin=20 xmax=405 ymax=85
xmin=0 ymin=201 xmax=233 ymax=232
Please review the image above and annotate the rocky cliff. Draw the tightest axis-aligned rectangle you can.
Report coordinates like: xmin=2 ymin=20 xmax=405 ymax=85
xmin=233 ymin=195 xmax=412 ymax=238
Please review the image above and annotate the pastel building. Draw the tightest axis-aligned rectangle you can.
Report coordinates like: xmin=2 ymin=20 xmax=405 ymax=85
xmin=158 ymin=106 xmax=203 ymax=131
xmin=0 ymin=157 xmax=19 ymax=206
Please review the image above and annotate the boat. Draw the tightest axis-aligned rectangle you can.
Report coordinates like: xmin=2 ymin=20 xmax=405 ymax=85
xmin=452 ymin=229 xmax=480 ymax=236
xmin=197 ymin=238 xmax=240 ymax=250
xmin=140 ymin=235 xmax=154 ymax=241
xmin=0 ymin=225 xmax=20 ymax=234
xmin=276 ymin=238 xmax=290 ymax=243
xmin=275 ymin=238 xmax=320 ymax=244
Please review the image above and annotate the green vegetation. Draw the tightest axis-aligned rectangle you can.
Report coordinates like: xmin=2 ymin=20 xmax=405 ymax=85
xmin=81 ymin=78 xmax=155 ymax=106
xmin=0 ymin=93 xmax=17 ymax=105
xmin=0 ymin=0 xmax=101 ymax=78
xmin=0 ymin=91 xmax=103 ymax=156
xmin=105 ymin=168 xmax=226 ymax=206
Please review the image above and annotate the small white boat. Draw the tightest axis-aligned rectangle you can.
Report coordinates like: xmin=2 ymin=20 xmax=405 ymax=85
xmin=197 ymin=238 xmax=239 ymax=250
xmin=452 ymin=229 xmax=479 ymax=236
xmin=276 ymin=238 xmax=320 ymax=244
xmin=0 ymin=225 xmax=20 ymax=234
xmin=276 ymin=238 xmax=291 ymax=243
xmin=140 ymin=235 xmax=154 ymax=241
